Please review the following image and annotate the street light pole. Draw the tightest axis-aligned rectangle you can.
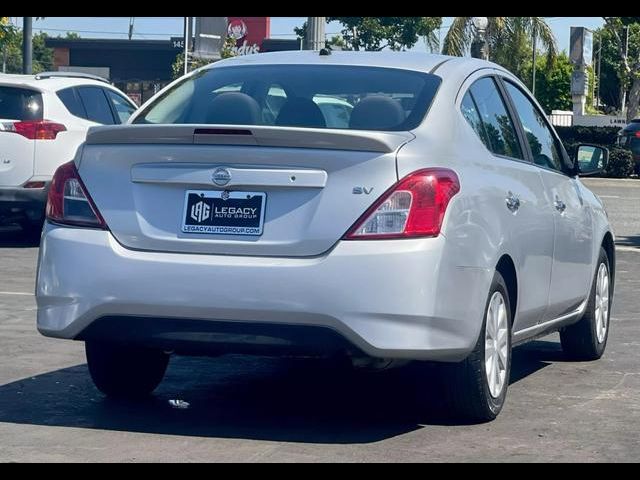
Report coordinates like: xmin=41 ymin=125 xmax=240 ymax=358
xmin=22 ymin=17 xmax=32 ymax=74
xmin=183 ymin=16 xmax=191 ymax=76
xmin=532 ymin=23 xmax=537 ymax=96
xmin=471 ymin=17 xmax=489 ymax=60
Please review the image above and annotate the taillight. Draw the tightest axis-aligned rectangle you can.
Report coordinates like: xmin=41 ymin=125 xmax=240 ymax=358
xmin=344 ymin=168 xmax=460 ymax=240
xmin=1 ymin=120 xmax=66 ymax=140
xmin=46 ymin=161 xmax=107 ymax=229
xmin=634 ymin=130 xmax=640 ymax=139
xmin=23 ymin=181 xmax=46 ymax=189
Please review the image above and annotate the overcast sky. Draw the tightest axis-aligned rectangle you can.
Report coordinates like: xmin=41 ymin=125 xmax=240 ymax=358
xmin=8 ymin=17 xmax=605 ymax=54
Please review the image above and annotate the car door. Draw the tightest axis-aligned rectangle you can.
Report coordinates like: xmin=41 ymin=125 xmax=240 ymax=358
xmin=459 ymin=75 xmax=555 ymax=332
xmin=501 ymin=79 xmax=593 ymax=320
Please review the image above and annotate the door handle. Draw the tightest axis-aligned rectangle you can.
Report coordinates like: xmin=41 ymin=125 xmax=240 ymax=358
xmin=554 ymin=197 xmax=566 ymax=213
xmin=505 ymin=192 xmax=520 ymax=213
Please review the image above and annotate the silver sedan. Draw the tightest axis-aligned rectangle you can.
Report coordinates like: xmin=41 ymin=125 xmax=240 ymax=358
xmin=36 ymin=51 xmax=615 ymax=421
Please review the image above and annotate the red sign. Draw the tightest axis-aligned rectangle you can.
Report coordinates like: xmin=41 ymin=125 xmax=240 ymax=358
xmin=227 ymin=17 xmax=270 ymax=55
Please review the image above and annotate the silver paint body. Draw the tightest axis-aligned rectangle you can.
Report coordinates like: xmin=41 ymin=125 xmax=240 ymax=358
xmin=36 ymin=52 xmax=614 ymax=361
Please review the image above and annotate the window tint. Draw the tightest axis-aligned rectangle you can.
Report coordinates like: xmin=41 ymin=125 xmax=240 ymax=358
xmin=504 ymin=81 xmax=565 ymax=172
xmin=0 ymin=87 xmax=43 ymax=121
xmin=105 ymin=89 xmax=136 ymax=124
xmin=460 ymin=91 xmax=490 ymax=148
xmin=57 ymin=87 xmax=87 ymax=119
xmin=468 ymin=77 xmax=523 ymax=160
xmin=133 ymin=65 xmax=441 ymax=131
xmin=77 ymin=86 xmax=115 ymax=125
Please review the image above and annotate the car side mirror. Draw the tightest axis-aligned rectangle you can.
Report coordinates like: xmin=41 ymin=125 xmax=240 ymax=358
xmin=575 ymin=144 xmax=608 ymax=177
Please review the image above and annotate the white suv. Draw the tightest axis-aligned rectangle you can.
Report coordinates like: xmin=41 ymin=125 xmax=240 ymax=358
xmin=0 ymin=72 xmax=137 ymax=234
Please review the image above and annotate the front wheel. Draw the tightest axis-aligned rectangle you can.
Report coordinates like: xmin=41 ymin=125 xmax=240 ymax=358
xmin=443 ymin=271 xmax=512 ymax=422
xmin=85 ymin=341 xmax=169 ymax=398
xmin=560 ymin=248 xmax=611 ymax=361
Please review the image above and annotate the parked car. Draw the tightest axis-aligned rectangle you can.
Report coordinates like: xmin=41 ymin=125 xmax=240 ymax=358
xmin=36 ymin=52 xmax=615 ymax=422
xmin=0 ymin=72 xmax=137 ymax=234
xmin=617 ymin=119 xmax=640 ymax=172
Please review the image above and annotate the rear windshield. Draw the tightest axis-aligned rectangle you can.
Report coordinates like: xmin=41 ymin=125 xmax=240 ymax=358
xmin=133 ymin=65 xmax=441 ymax=131
xmin=0 ymin=86 xmax=43 ymax=121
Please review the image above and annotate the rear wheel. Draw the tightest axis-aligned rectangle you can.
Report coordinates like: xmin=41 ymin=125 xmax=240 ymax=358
xmin=19 ymin=219 xmax=43 ymax=239
xmin=560 ymin=248 xmax=611 ymax=361
xmin=443 ymin=271 xmax=512 ymax=422
xmin=85 ymin=341 xmax=169 ymax=398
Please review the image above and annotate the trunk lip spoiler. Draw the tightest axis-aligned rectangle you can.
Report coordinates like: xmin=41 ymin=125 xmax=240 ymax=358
xmin=85 ymin=124 xmax=414 ymax=154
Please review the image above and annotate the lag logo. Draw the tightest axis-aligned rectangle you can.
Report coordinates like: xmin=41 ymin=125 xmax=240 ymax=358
xmin=190 ymin=200 xmax=210 ymax=223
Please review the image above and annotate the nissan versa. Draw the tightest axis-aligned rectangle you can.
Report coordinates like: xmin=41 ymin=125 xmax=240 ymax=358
xmin=35 ymin=51 xmax=615 ymax=421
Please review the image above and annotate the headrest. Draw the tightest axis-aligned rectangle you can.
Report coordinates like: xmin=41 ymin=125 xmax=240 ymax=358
xmin=349 ymin=95 xmax=405 ymax=130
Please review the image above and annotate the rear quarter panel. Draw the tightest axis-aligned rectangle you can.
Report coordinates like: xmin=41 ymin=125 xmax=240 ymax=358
xmin=397 ymin=66 xmax=555 ymax=333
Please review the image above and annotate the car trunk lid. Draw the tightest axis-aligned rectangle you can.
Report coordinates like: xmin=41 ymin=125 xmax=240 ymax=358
xmin=79 ymin=124 xmax=412 ymax=257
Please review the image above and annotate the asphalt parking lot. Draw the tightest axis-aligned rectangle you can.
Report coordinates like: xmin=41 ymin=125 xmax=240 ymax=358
xmin=0 ymin=177 xmax=639 ymax=462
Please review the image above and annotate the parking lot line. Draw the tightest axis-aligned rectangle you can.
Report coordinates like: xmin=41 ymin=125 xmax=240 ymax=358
xmin=0 ymin=291 xmax=34 ymax=296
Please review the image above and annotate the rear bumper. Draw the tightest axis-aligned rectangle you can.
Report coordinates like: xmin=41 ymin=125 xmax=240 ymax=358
xmin=36 ymin=223 xmax=492 ymax=362
xmin=0 ymin=184 xmax=49 ymax=224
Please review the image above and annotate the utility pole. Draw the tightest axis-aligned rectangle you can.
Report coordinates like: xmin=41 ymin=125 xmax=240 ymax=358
xmin=22 ymin=17 xmax=32 ymax=74
xmin=596 ymin=33 xmax=602 ymax=109
xmin=128 ymin=17 xmax=135 ymax=40
xmin=305 ymin=17 xmax=326 ymax=51
xmin=532 ymin=23 xmax=537 ymax=96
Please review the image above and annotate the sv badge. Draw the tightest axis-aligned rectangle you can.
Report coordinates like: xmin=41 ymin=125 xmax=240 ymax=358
xmin=352 ymin=187 xmax=374 ymax=195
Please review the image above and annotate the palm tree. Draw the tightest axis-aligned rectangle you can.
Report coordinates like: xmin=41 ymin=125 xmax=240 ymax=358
xmin=442 ymin=17 xmax=557 ymax=81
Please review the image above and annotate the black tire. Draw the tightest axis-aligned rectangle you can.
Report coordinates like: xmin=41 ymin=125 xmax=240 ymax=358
xmin=443 ymin=271 xmax=512 ymax=422
xmin=19 ymin=219 xmax=43 ymax=239
xmin=85 ymin=341 xmax=169 ymax=398
xmin=560 ymin=248 xmax=611 ymax=361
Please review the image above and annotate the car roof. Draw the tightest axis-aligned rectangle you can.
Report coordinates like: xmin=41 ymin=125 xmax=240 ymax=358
xmin=207 ymin=50 xmax=504 ymax=77
xmin=0 ymin=73 xmax=115 ymax=93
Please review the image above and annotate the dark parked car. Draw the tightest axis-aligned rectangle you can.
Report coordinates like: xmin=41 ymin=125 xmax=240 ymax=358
xmin=617 ymin=119 xmax=640 ymax=172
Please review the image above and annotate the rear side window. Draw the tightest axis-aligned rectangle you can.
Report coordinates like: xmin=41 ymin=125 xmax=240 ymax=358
xmin=465 ymin=77 xmax=523 ymax=160
xmin=0 ymin=87 xmax=43 ymax=121
xmin=77 ymin=86 xmax=115 ymax=125
xmin=105 ymin=90 xmax=137 ymax=124
xmin=133 ymin=65 xmax=442 ymax=131
xmin=460 ymin=92 xmax=490 ymax=148
xmin=57 ymin=87 xmax=87 ymax=119
xmin=503 ymin=81 xmax=566 ymax=172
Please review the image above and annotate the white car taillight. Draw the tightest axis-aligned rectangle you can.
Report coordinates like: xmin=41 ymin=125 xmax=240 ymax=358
xmin=344 ymin=168 xmax=460 ymax=240
xmin=46 ymin=161 xmax=107 ymax=229
xmin=0 ymin=120 xmax=66 ymax=140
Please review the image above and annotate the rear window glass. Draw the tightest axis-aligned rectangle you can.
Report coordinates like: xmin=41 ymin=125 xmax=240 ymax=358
xmin=57 ymin=87 xmax=87 ymax=119
xmin=0 ymin=86 xmax=43 ymax=121
xmin=133 ymin=65 xmax=441 ymax=131
xmin=77 ymin=86 xmax=115 ymax=125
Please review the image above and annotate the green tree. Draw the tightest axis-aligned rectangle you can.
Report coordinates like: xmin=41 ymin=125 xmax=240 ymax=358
xmin=443 ymin=17 xmax=557 ymax=81
xmin=522 ymin=53 xmax=573 ymax=113
xmin=296 ymin=17 xmax=442 ymax=51
xmin=601 ymin=18 xmax=640 ymax=120
xmin=171 ymin=37 xmax=237 ymax=80
xmin=1 ymin=29 xmax=53 ymax=74
xmin=1 ymin=17 xmax=13 ymax=44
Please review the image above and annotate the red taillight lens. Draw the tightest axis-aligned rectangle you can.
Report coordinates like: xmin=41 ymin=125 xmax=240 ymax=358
xmin=23 ymin=181 xmax=46 ymax=189
xmin=344 ymin=168 xmax=460 ymax=240
xmin=634 ymin=130 xmax=640 ymax=139
xmin=10 ymin=120 xmax=66 ymax=140
xmin=46 ymin=161 xmax=107 ymax=229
